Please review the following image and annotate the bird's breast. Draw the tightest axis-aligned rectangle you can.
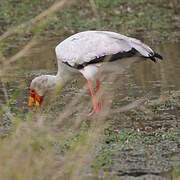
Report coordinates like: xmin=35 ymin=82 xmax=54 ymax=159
xmin=79 ymin=64 xmax=101 ymax=81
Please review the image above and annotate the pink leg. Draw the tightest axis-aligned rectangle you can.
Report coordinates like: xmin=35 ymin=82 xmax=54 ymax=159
xmin=88 ymin=80 xmax=97 ymax=114
xmin=96 ymin=79 xmax=102 ymax=112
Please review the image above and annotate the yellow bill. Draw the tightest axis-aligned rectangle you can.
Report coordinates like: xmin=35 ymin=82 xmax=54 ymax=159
xmin=29 ymin=97 xmax=35 ymax=107
xmin=35 ymin=100 xmax=40 ymax=107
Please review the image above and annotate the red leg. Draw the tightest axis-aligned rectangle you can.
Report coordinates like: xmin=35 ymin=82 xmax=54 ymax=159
xmin=96 ymin=79 xmax=102 ymax=112
xmin=88 ymin=80 xmax=97 ymax=114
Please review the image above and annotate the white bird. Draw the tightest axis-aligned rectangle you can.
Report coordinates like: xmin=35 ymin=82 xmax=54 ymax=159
xmin=29 ymin=31 xmax=163 ymax=114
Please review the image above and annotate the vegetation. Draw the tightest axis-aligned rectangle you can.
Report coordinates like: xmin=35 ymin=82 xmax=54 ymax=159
xmin=0 ymin=0 xmax=180 ymax=179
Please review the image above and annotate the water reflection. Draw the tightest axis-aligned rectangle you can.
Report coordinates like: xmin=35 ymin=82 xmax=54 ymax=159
xmin=132 ymin=43 xmax=180 ymax=91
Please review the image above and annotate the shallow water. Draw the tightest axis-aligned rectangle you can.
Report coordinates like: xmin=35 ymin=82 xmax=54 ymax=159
xmin=0 ymin=38 xmax=180 ymax=179
xmin=132 ymin=43 xmax=180 ymax=92
xmin=10 ymin=40 xmax=180 ymax=95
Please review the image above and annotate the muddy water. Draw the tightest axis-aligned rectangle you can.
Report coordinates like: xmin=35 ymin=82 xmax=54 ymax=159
xmin=12 ymin=40 xmax=180 ymax=95
xmin=132 ymin=43 xmax=180 ymax=93
xmin=0 ymin=38 xmax=180 ymax=179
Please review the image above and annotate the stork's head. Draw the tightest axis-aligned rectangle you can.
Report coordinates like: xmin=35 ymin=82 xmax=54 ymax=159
xmin=29 ymin=75 xmax=56 ymax=107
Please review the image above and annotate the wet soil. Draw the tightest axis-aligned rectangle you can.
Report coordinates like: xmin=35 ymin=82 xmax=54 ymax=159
xmin=0 ymin=38 xmax=180 ymax=179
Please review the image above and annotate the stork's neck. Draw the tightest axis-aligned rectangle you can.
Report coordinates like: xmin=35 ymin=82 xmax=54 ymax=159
xmin=31 ymin=62 xmax=66 ymax=97
xmin=56 ymin=60 xmax=64 ymax=80
xmin=56 ymin=70 xmax=62 ymax=81
xmin=55 ymin=60 xmax=68 ymax=83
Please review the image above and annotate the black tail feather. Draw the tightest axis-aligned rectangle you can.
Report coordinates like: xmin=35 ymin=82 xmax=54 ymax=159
xmin=154 ymin=52 xmax=163 ymax=60
xmin=148 ymin=52 xmax=163 ymax=63
xmin=150 ymin=56 xmax=157 ymax=62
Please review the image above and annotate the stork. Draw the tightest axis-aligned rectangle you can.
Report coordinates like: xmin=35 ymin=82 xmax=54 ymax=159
xmin=28 ymin=31 xmax=163 ymax=114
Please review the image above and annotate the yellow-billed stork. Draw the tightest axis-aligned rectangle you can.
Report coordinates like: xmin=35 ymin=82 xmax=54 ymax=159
xmin=29 ymin=31 xmax=163 ymax=114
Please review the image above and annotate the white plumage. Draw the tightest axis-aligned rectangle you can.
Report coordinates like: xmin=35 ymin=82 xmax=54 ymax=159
xmin=55 ymin=31 xmax=154 ymax=66
xmin=55 ymin=31 xmax=162 ymax=82
xmin=29 ymin=31 xmax=162 ymax=114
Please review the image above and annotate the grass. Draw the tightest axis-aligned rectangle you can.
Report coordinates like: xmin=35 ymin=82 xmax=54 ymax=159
xmin=47 ymin=0 xmax=179 ymax=41
xmin=93 ymin=113 xmax=180 ymax=176
xmin=0 ymin=0 xmax=180 ymax=58
xmin=2 ymin=79 xmax=180 ymax=179
xmin=0 ymin=0 xmax=180 ymax=179
xmin=0 ymin=0 xmax=56 ymax=32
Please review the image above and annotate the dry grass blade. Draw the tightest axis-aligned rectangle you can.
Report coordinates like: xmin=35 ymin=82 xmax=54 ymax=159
xmin=0 ymin=0 xmax=68 ymax=42
xmin=113 ymin=98 xmax=147 ymax=113
xmin=0 ymin=37 xmax=38 ymax=77
xmin=89 ymin=0 xmax=99 ymax=17
xmin=0 ymin=80 xmax=14 ymax=121
xmin=45 ymin=73 xmax=117 ymax=179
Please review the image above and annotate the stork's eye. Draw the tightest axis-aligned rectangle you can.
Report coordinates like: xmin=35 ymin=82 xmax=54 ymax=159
xmin=30 ymin=89 xmax=35 ymax=95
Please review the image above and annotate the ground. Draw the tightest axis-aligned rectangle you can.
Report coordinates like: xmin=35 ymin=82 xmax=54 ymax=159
xmin=0 ymin=0 xmax=180 ymax=179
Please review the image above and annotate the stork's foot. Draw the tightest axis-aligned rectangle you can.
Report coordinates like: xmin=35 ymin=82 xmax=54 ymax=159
xmin=88 ymin=103 xmax=102 ymax=116
xmin=97 ymin=99 xmax=102 ymax=111
xmin=88 ymin=109 xmax=96 ymax=116
xmin=88 ymin=109 xmax=98 ymax=116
